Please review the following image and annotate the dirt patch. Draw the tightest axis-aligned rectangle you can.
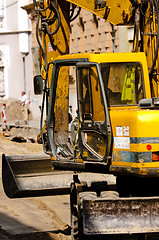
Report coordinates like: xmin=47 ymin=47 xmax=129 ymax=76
xmin=5 ymin=127 xmax=40 ymax=142
xmin=0 ymin=135 xmax=71 ymax=240
xmin=0 ymin=135 xmax=43 ymax=156
xmin=0 ymin=228 xmax=70 ymax=240
xmin=28 ymin=199 xmax=67 ymax=229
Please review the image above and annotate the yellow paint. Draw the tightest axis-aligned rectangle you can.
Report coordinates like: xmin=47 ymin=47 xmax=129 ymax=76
xmin=112 ymin=161 xmax=159 ymax=175
xmin=83 ymin=150 xmax=88 ymax=157
xmin=66 ymin=0 xmax=132 ymax=25
xmin=42 ymin=0 xmax=70 ymax=143
xmin=90 ymin=67 xmax=105 ymax=121
xmin=130 ymin=143 xmax=159 ymax=152
xmin=111 ymin=142 xmax=159 ymax=153
xmin=111 ymin=161 xmax=159 ymax=168
xmin=110 ymin=108 xmax=159 ymax=138
xmin=77 ymin=153 xmax=84 ymax=163
xmin=111 ymin=160 xmax=159 ymax=176
xmin=56 ymin=52 xmax=151 ymax=99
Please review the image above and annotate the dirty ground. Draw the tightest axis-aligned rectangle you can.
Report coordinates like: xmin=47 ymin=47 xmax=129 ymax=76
xmin=1 ymin=135 xmax=159 ymax=240
xmin=0 ymin=135 xmax=71 ymax=240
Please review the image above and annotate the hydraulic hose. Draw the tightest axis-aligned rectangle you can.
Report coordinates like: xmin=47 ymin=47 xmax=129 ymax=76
xmin=134 ymin=0 xmax=159 ymax=77
xmin=41 ymin=0 xmax=61 ymax=36
xmin=36 ymin=16 xmax=46 ymax=66
xmin=149 ymin=0 xmax=159 ymax=77
xmin=70 ymin=5 xmax=81 ymax=22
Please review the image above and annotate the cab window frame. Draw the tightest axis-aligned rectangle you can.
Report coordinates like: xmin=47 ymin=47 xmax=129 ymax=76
xmin=100 ymin=61 xmax=146 ymax=107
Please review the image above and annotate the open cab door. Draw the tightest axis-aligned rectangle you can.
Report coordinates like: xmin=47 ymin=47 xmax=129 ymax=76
xmin=76 ymin=62 xmax=112 ymax=163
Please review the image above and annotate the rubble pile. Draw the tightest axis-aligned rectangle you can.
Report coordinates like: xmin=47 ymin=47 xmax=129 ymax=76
xmin=6 ymin=98 xmax=28 ymax=122
xmin=8 ymin=127 xmax=40 ymax=142
xmin=0 ymin=98 xmax=41 ymax=143
xmin=0 ymin=98 xmax=30 ymax=123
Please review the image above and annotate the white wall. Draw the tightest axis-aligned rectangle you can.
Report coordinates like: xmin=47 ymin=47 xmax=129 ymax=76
xmin=0 ymin=45 xmax=10 ymax=98
xmin=18 ymin=0 xmax=29 ymax=54
xmin=0 ymin=0 xmax=33 ymax=100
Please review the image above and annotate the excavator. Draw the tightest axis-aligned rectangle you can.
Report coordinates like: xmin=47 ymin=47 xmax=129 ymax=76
xmin=2 ymin=0 xmax=159 ymax=239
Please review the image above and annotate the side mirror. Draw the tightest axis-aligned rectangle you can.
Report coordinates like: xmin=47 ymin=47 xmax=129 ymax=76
xmin=33 ymin=75 xmax=43 ymax=95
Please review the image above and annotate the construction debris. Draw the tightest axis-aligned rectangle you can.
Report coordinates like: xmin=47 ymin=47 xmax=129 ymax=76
xmin=0 ymin=98 xmax=41 ymax=143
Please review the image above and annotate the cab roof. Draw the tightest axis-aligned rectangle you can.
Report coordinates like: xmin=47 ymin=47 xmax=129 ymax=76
xmin=54 ymin=52 xmax=148 ymax=65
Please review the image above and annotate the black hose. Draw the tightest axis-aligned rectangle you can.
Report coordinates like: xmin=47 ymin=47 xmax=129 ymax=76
xmin=149 ymin=0 xmax=159 ymax=77
xmin=135 ymin=0 xmax=159 ymax=77
xmin=33 ymin=0 xmax=37 ymax=10
xmin=36 ymin=16 xmax=46 ymax=63
xmin=70 ymin=6 xmax=81 ymax=22
xmin=41 ymin=0 xmax=61 ymax=36
xmin=69 ymin=4 xmax=76 ymax=20
xmin=34 ymin=0 xmax=61 ymax=63
xmin=33 ymin=0 xmax=50 ymax=14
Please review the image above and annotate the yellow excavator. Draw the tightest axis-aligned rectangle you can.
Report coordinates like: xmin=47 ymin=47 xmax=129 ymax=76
xmin=2 ymin=0 xmax=159 ymax=239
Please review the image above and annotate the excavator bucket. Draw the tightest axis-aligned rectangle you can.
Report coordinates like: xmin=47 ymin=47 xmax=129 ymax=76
xmin=2 ymin=154 xmax=72 ymax=198
xmin=81 ymin=196 xmax=159 ymax=235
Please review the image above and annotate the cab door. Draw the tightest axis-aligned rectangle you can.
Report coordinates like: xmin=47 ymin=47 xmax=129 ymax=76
xmin=76 ymin=62 xmax=112 ymax=163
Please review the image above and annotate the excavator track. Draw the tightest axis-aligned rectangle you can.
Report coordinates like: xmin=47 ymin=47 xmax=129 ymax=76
xmin=80 ymin=196 xmax=159 ymax=235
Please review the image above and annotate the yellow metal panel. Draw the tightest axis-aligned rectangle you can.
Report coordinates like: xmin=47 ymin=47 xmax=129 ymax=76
xmin=66 ymin=0 xmax=132 ymax=25
xmin=105 ymin=0 xmax=132 ymax=25
xmin=110 ymin=107 xmax=159 ymax=175
xmin=110 ymin=108 xmax=159 ymax=138
xmin=130 ymin=144 xmax=159 ymax=153
xmin=111 ymin=161 xmax=159 ymax=169
xmin=111 ymin=161 xmax=159 ymax=176
xmin=43 ymin=0 xmax=70 ymax=142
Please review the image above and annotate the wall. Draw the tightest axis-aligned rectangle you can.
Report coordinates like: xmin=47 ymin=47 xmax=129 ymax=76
xmin=0 ymin=0 xmax=33 ymax=100
xmin=70 ymin=9 xmax=120 ymax=54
